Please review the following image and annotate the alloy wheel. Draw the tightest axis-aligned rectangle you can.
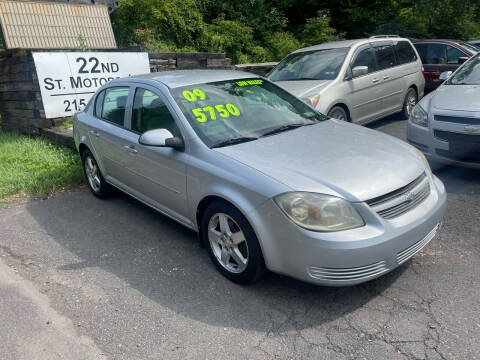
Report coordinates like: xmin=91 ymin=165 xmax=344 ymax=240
xmin=207 ymin=213 xmax=249 ymax=273
xmin=85 ymin=156 xmax=101 ymax=193
xmin=406 ymin=91 xmax=417 ymax=117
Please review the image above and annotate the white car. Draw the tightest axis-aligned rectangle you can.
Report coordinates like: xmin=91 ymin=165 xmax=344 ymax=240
xmin=268 ymin=36 xmax=425 ymax=124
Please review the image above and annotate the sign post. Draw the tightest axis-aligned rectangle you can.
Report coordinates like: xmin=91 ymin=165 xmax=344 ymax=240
xmin=33 ymin=52 xmax=150 ymax=119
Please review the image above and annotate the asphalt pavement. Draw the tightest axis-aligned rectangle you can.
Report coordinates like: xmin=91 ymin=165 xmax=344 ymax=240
xmin=0 ymin=116 xmax=479 ymax=360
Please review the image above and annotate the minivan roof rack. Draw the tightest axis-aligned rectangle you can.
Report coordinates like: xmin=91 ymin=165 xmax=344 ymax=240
xmin=370 ymin=35 xmax=400 ymax=38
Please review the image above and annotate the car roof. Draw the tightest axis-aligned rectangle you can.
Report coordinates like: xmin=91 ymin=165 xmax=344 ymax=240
xmin=411 ymin=39 xmax=465 ymax=45
xmin=292 ymin=37 xmax=410 ymax=54
xmin=119 ymin=70 xmax=259 ymax=89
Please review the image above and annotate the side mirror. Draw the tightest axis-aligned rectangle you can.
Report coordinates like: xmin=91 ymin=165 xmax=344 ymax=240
xmin=458 ymin=56 xmax=469 ymax=64
xmin=139 ymin=128 xmax=184 ymax=151
xmin=351 ymin=66 xmax=369 ymax=78
xmin=439 ymin=71 xmax=452 ymax=81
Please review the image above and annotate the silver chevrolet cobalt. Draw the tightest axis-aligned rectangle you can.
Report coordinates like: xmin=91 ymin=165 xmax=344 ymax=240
xmin=73 ymin=70 xmax=446 ymax=286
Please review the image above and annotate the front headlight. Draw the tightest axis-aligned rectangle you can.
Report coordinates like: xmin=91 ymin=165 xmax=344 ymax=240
xmin=274 ymin=192 xmax=365 ymax=232
xmin=410 ymin=103 xmax=429 ymax=127
xmin=302 ymin=94 xmax=320 ymax=108
xmin=412 ymin=146 xmax=432 ymax=174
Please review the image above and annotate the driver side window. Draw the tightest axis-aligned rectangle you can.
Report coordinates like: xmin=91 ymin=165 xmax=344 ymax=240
xmin=131 ymin=88 xmax=180 ymax=136
xmin=351 ymin=47 xmax=377 ymax=75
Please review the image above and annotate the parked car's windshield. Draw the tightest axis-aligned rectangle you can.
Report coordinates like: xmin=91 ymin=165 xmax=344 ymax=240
xmin=446 ymin=55 xmax=480 ymax=85
xmin=170 ymin=79 xmax=326 ymax=147
xmin=267 ymin=48 xmax=349 ymax=81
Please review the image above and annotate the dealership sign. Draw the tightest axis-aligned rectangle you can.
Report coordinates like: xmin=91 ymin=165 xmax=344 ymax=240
xmin=33 ymin=52 xmax=150 ymax=119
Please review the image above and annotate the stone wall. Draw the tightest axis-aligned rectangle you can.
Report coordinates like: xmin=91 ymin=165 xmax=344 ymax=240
xmin=0 ymin=49 xmax=50 ymax=134
xmin=234 ymin=62 xmax=278 ymax=76
xmin=149 ymin=52 xmax=232 ymax=72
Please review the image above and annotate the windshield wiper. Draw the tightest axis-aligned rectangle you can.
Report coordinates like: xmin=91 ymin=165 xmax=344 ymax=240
xmin=260 ymin=122 xmax=315 ymax=137
xmin=210 ymin=136 xmax=258 ymax=148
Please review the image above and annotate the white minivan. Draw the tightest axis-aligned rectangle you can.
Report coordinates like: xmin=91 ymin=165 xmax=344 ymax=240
xmin=268 ymin=36 xmax=425 ymax=124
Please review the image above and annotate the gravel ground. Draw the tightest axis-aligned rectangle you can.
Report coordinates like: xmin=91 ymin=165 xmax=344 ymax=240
xmin=0 ymin=116 xmax=479 ymax=360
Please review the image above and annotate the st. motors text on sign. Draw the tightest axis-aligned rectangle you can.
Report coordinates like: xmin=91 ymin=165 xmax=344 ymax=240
xmin=33 ymin=52 xmax=150 ymax=119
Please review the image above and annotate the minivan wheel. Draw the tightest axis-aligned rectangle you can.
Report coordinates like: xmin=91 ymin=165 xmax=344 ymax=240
xmin=328 ymin=106 xmax=348 ymax=121
xmin=81 ymin=149 xmax=112 ymax=198
xmin=201 ymin=201 xmax=265 ymax=284
xmin=403 ymin=88 xmax=417 ymax=119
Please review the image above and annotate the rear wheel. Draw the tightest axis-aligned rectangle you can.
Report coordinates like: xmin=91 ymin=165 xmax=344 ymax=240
xmin=327 ymin=106 xmax=349 ymax=121
xmin=201 ymin=201 xmax=265 ymax=284
xmin=81 ymin=149 xmax=112 ymax=198
xmin=402 ymin=88 xmax=417 ymax=119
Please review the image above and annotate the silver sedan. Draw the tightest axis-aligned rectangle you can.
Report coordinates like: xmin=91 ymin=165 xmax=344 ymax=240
xmin=408 ymin=53 xmax=480 ymax=169
xmin=73 ymin=70 xmax=446 ymax=286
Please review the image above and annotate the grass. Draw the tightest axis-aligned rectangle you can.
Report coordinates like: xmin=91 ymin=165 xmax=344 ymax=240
xmin=0 ymin=129 xmax=84 ymax=204
xmin=59 ymin=117 xmax=73 ymax=130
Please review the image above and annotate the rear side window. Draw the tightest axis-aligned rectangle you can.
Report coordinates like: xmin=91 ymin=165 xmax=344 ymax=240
xmin=101 ymin=87 xmax=130 ymax=126
xmin=374 ymin=44 xmax=397 ymax=70
xmin=446 ymin=45 xmax=467 ymax=64
xmin=394 ymin=41 xmax=417 ymax=64
xmin=415 ymin=43 xmax=447 ymax=64
xmin=132 ymin=88 xmax=180 ymax=136
xmin=351 ymin=47 xmax=377 ymax=74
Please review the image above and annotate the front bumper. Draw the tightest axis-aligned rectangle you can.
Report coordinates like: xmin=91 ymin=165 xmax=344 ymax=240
xmin=407 ymin=111 xmax=480 ymax=169
xmin=251 ymin=175 xmax=447 ymax=286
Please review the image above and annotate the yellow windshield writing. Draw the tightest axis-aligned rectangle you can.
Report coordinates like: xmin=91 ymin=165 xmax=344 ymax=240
xmin=192 ymin=104 xmax=241 ymax=123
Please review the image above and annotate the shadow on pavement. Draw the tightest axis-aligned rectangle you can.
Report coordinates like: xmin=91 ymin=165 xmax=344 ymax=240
xmin=26 ymin=190 xmax=406 ymax=332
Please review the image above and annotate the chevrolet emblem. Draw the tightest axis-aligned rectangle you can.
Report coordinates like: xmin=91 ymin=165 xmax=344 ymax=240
xmin=464 ymin=126 xmax=478 ymax=133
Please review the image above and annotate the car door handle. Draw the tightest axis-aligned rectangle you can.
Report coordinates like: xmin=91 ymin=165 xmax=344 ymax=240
xmin=383 ymin=75 xmax=390 ymax=80
xmin=372 ymin=78 xmax=379 ymax=83
xmin=89 ymin=130 xmax=99 ymax=137
xmin=124 ymin=144 xmax=138 ymax=154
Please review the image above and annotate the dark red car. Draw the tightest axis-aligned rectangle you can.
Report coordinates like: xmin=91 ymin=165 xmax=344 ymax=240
xmin=411 ymin=39 xmax=479 ymax=92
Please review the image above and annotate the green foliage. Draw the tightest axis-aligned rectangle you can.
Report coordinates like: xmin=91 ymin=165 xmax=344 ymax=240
xmin=300 ymin=11 xmax=344 ymax=46
xmin=0 ymin=130 xmax=83 ymax=203
xmin=77 ymin=34 xmax=88 ymax=51
xmin=265 ymin=32 xmax=303 ymax=61
xmin=111 ymin=0 xmax=480 ymax=64
xmin=202 ymin=19 xmax=256 ymax=63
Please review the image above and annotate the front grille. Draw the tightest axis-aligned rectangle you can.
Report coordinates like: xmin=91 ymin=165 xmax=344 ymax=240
xmin=308 ymin=261 xmax=388 ymax=282
xmin=434 ymin=130 xmax=480 ymax=163
xmin=397 ymin=224 xmax=439 ymax=264
xmin=376 ymin=183 xmax=430 ymax=219
xmin=436 ymin=149 xmax=480 ymax=163
xmin=366 ymin=173 xmax=430 ymax=219
xmin=434 ymin=115 xmax=480 ymax=126
xmin=434 ymin=130 xmax=480 ymax=144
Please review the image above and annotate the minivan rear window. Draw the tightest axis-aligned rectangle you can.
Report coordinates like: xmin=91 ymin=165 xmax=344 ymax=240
xmin=394 ymin=41 xmax=417 ymax=64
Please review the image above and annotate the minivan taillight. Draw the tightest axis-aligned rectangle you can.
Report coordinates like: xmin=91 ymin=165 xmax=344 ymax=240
xmin=421 ymin=66 xmax=425 ymax=77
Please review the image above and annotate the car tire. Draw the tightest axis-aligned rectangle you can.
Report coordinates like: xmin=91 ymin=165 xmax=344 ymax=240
xmin=201 ymin=200 xmax=265 ymax=284
xmin=327 ymin=106 xmax=349 ymax=121
xmin=402 ymin=88 xmax=417 ymax=119
xmin=81 ymin=149 xmax=113 ymax=198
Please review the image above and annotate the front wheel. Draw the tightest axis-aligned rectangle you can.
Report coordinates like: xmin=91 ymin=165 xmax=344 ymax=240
xmin=402 ymin=88 xmax=417 ymax=119
xmin=201 ymin=201 xmax=265 ymax=284
xmin=327 ymin=106 xmax=349 ymax=121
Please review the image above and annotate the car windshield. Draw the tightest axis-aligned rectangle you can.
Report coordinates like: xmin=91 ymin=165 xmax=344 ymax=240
xmin=446 ymin=54 xmax=480 ymax=85
xmin=170 ymin=78 xmax=326 ymax=147
xmin=267 ymin=48 xmax=349 ymax=81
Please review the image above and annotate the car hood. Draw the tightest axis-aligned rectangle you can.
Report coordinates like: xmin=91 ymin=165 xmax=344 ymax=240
xmin=214 ymin=120 xmax=424 ymax=202
xmin=274 ymin=80 xmax=332 ymax=98
xmin=431 ymin=85 xmax=480 ymax=112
